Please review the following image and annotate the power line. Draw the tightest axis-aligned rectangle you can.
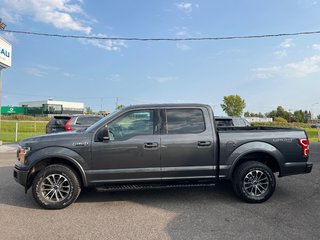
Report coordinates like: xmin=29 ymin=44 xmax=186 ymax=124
xmin=2 ymin=29 xmax=320 ymax=41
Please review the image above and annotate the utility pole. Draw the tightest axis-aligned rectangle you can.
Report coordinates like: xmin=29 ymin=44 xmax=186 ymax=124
xmin=0 ymin=70 xmax=2 ymax=142
xmin=100 ymin=97 xmax=103 ymax=112
xmin=115 ymin=97 xmax=119 ymax=109
xmin=0 ymin=19 xmax=8 ymax=144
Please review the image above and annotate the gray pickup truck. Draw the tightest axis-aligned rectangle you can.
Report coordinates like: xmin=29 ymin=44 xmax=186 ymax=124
xmin=14 ymin=104 xmax=312 ymax=209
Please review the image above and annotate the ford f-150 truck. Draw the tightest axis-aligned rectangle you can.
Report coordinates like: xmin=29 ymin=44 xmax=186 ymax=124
xmin=14 ymin=104 xmax=313 ymax=209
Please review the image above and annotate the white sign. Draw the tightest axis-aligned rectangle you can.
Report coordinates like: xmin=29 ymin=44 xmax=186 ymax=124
xmin=0 ymin=36 xmax=12 ymax=68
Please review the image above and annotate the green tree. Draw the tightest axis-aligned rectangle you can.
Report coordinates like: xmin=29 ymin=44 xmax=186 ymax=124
xmin=221 ymin=95 xmax=246 ymax=116
xmin=244 ymin=111 xmax=264 ymax=118
xmin=266 ymin=106 xmax=312 ymax=123
xmin=266 ymin=106 xmax=290 ymax=122
xmin=291 ymin=109 xmax=310 ymax=123
xmin=85 ymin=106 xmax=94 ymax=114
xmin=293 ymin=110 xmax=304 ymax=122
xmin=116 ymin=104 xmax=125 ymax=110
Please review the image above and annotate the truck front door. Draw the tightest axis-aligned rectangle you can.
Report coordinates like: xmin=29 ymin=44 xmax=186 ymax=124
xmin=90 ymin=109 xmax=161 ymax=184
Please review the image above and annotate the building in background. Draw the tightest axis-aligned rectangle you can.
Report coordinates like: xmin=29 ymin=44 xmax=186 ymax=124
xmin=244 ymin=117 xmax=273 ymax=123
xmin=18 ymin=99 xmax=84 ymax=115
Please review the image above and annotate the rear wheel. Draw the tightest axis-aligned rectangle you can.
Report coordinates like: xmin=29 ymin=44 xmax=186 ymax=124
xmin=232 ymin=161 xmax=276 ymax=203
xmin=32 ymin=164 xmax=81 ymax=209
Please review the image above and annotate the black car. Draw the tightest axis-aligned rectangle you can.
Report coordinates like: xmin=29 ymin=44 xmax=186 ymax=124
xmin=46 ymin=115 xmax=103 ymax=133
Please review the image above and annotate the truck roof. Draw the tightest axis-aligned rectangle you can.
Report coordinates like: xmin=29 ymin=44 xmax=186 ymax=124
xmin=123 ymin=103 xmax=211 ymax=110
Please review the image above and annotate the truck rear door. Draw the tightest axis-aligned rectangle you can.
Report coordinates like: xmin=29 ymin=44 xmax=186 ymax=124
xmin=160 ymin=107 xmax=217 ymax=181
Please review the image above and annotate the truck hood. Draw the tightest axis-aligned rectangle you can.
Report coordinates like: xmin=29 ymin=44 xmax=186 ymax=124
xmin=19 ymin=131 xmax=90 ymax=150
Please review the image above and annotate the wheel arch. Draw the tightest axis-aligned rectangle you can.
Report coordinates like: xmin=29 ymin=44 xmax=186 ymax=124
xmin=27 ymin=155 xmax=88 ymax=190
xmin=227 ymin=142 xmax=285 ymax=179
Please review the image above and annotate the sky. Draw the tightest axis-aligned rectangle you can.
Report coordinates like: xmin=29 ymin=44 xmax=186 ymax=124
xmin=1 ymin=0 xmax=320 ymax=116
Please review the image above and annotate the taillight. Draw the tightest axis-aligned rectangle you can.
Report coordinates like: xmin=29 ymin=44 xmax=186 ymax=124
xmin=65 ymin=119 xmax=72 ymax=131
xmin=298 ymin=138 xmax=309 ymax=157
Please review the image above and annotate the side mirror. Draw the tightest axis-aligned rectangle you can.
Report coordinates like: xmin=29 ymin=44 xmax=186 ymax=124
xmin=98 ymin=126 xmax=110 ymax=142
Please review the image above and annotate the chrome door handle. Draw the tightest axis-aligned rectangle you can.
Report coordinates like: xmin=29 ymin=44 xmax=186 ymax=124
xmin=198 ymin=141 xmax=212 ymax=147
xmin=144 ymin=142 xmax=159 ymax=149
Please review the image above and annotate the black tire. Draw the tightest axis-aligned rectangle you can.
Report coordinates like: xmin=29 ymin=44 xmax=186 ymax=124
xmin=32 ymin=164 xmax=81 ymax=209
xmin=232 ymin=161 xmax=276 ymax=203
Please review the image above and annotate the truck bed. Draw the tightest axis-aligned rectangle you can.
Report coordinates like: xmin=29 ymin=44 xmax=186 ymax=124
xmin=217 ymin=126 xmax=308 ymax=179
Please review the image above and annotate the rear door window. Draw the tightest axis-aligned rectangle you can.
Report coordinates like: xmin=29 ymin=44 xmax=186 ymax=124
xmin=165 ymin=109 xmax=205 ymax=134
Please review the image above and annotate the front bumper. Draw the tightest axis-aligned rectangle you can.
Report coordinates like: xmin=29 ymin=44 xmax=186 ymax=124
xmin=281 ymin=161 xmax=313 ymax=177
xmin=13 ymin=166 xmax=29 ymax=188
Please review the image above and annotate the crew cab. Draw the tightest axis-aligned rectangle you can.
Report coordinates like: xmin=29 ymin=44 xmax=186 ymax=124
xmin=14 ymin=104 xmax=313 ymax=209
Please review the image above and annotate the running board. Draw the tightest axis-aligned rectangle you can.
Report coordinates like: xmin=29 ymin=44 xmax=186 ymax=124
xmin=96 ymin=183 xmax=215 ymax=192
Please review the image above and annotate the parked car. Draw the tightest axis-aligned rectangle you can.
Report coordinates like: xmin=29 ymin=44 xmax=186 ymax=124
xmin=14 ymin=104 xmax=312 ymax=209
xmin=215 ymin=116 xmax=250 ymax=127
xmin=46 ymin=115 xmax=103 ymax=133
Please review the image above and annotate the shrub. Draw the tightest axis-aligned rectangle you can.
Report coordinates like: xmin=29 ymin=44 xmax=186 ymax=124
xmin=274 ymin=117 xmax=288 ymax=123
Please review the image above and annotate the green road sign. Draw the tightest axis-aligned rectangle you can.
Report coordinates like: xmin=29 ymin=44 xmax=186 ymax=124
xmin=1 ymin=106 xmax=25 ymax=114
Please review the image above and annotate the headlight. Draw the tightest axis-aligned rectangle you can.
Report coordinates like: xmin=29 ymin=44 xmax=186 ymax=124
xmin=17 ymin=146 xmax=31 ymax=164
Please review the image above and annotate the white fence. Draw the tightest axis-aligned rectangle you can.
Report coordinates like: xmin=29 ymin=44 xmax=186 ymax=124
xmin=0 ymin=120 xmax=47 ymax=142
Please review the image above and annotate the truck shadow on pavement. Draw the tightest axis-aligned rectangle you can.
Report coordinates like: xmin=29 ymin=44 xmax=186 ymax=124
xmin=1 ymin=165 xmax=239 ymax=209
xmin=2 ymin=163 xmax=319 ymax=239
xmin=76 ymin=180 xmax=238 ymax=205
xmin=0 ymin=166 xmax=304 ymax=210
xmin=0 ymin=166 xmax=40 ymax=209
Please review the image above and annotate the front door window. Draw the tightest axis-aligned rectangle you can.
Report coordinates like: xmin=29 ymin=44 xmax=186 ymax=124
xmin=108 ymin=110 xmax=154 ymax=141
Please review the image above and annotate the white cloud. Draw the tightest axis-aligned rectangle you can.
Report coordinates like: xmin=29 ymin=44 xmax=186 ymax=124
xmin=0 ymin=8 xmax=21 ymax=24
xmin=176 ymin=43 xmax=191 ymax=51
xmin=176 ymin=2 xmax=193 ymax=12
xmin=63 ymin=72 xmax=75 ymax=77
xmin=37 ymin=64 xmax=60 ymax=71
xmin=2 ymin=0 xmax=91 ymax=34
xmin=176 ymin=27 xmax=189 ymax=36
xmin=280 ymin=38 xmax=294 ymax=49
xmin=107 ymin=74 xmax=121 ymax=82
xmin=273 ymin=39 xmax=295 ymax=58
xmin=25 ymin=64 xmax=59 ymax=78
xmin=1 ymin=0 xmax=127 ymax=51
xmin=148 ymin=76 xmax=177 ymax=83
xmin=25 ymin=67 xmax=47 ymax=78
xmin=80 ymin=33 xmax=127 ymax=51
xmin=273 ymin=50 xmax=287 ymax=57
xmin=253 ymin=55 xmax=320 ymax=79
xmin=312 ymin=44 xmax=320 ymax=50
xmin=0 ymin=32 xmax=17 ymax=42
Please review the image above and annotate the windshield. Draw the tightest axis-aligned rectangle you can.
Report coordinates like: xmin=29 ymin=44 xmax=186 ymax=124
xmin=85 ymin=110 xmax=121 ymax=132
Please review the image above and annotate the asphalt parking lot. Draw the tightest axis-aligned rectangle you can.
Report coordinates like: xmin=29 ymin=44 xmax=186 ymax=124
xmin=0 ymin=144 xmax=319 ymax=240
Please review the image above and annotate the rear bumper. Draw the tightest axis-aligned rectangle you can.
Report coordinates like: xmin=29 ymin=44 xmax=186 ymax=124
xmin=305 ymin=162 xmax=313 ymax=173
xmin=281 ymin=162 xmax=313 ymax=177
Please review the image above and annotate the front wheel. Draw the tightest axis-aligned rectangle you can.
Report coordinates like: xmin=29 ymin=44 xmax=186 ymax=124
xmin=32 ymin=164 xmax=81 ymax=209
xmin=232 ymin=161 xmax=276 ymax=203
